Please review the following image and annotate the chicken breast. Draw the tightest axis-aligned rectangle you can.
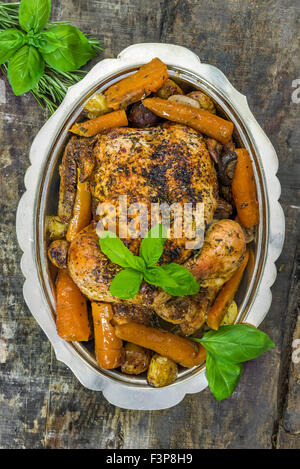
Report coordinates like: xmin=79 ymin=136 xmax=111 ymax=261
xmin=90 ymin=123 xmax=218 ymax=263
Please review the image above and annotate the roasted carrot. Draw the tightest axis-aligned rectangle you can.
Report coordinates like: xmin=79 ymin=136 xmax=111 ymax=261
xmin=69 ymin=109 xmax=128 ymax=137
xmin=66 ymin=170 xmax=91 ymax=243
xmin=142 ymin=97 xmax=234 ymax=144
xmin=56 ymin=269 xmax=91 ymax=341
xmin=231 ymin=148 xmax=259 ymax=228
xmin=91 ymin=302 xmax=125 ymax=369
xmin=104 ymin=58 xmax=169 ymax=110
xmin=115 ymin=322 xmax=206 ymax=368
xmin=206 ymin=247 xmax=250 ymax=331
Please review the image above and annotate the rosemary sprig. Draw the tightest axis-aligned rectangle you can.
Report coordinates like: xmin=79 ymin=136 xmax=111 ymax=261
xmin=0 ymin=2 xmax=19 ymax=29
xmin=0 ymin=1 xmax=103 ymax=114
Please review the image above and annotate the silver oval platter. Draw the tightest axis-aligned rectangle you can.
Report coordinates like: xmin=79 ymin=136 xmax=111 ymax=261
xmin=16 ymin=43 xmax=285 ymax=410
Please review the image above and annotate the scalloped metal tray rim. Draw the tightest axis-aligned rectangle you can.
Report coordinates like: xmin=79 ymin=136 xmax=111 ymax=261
xmin=16 ymin=43 xmax=285 ymax=410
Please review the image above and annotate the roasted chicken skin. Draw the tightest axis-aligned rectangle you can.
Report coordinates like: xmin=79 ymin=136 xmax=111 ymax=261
xmin=90 ymin=123 xmax=218 ymax=263
xmin=68 ymin=220 xmax=246 ymax=335
xmin=66 ymin=122 xmax=245 ymax=336
xmin=152 ymin=219 xmax=246 ymax=335
xmin=58 ymin=136 xmax=96 ymax=222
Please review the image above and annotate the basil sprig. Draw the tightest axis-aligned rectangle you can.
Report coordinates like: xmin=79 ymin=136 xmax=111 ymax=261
xmin=192 ymin=324 xmax=275 ymax=401
xmin=99 ymin=225 xmax=200 ymax=300
xmin=0 ymin=0 xmax=97 ymax=95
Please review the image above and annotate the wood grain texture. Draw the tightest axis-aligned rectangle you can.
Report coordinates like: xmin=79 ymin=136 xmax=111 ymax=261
xmin=0 ymin=0 xmax=300 ymax=449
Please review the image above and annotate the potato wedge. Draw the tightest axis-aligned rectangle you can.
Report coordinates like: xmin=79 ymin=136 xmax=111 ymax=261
xmin=220 ymin=301 xmax=238 ymax=326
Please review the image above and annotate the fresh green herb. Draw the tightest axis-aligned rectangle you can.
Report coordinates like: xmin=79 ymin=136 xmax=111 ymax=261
xmin=8 ymin=44 xmax=44 ymax=95
xmin=36 ymin=24 xmax=97 ymax=72
xmin=99 ymin=224 xmax=200 ymax=299
xmin=192 ymin=324 xmax=274 ymax=401
xmin=0 ymin=0 xmax=103 ymax=112
xmin=18 ymin=0 xmax=51 ymax=33
xmin=100 ymin=231 xmax=146 ymax=272
xmin=139 ymin=224 xmax=166 ymax=267
xmin=110 ymin=269 xmax=144 ymax=300
xmin=0 ymin=28 xmax=25 ymax=63
xmin=205 ymin=353 xmax=244 ymax=402
xmin=0 ymin=3 xmax=19 ymax=30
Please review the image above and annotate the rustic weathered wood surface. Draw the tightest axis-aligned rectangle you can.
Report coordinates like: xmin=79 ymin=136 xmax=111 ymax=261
xmin=0 ymin=0 xmax=299 ymax=449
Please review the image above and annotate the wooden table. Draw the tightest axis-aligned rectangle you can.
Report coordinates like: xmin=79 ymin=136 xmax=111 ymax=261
xmin=0 ymin=0 xmax=299 ymax=449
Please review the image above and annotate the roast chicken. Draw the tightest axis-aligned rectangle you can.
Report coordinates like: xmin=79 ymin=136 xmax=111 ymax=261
xmin=64 ymin=123 xmax=246 ymax=335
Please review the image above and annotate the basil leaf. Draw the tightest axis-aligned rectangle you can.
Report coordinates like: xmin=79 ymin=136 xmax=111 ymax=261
xmin=205 ymin=352 xmax=243 ymax=401
xmin=160 ymin=263 xmax=200 ymax=296
xmin=7 ymin=45 xmax=44 ymax=96
xmin=195 ymin=325 xmax=275 ymax=363
xmin=19 ymin=0 xmax=51 ymax=33
xmin=100 ymin=231 xmax=146 ymax=272
xmin=144 ymin=266 xmax=179 ymax=288
xmin=0 ymin=29 xmax=26 ymax=65
xmin=109 ymin=269 xmax=143 ymax=299
xmin=140 ymin=224 xmax=166 ymax=267
xmin=37 ymin=25 xmax=97 ymax=72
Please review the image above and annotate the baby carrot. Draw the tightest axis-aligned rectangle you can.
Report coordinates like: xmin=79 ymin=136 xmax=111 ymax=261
xmin=206 ymin=247 xmax=250 ymax=331
xmin=142 ymin=97 xmax=234 ymax=144
xmin=69 ymin=109 xmax=128 ymax=137
xmin=231 ymin=148 xmax=259 ymax=228
xmin=105 ymin=57 xmax=169 ymax=110
xmin=56 ymin=269 xmax=91 ymax=341
xmin=115 ymin=322 xmax=206 ymax=368
xmin=91 ymin=302 xmax=125 ymax=369
xmin=66 ymin=169 xmax=91 ymax=243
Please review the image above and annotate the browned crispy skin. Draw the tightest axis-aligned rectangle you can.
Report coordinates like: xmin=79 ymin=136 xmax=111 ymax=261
xmin=74 ymin=137 xmax=97 ymax=182
xmin=152 ymin=220 xmax=246 ymax=335
xmin=90 ymin=123 xmax=218 ymax=264
xmin=112 ymin=304 xmax=155 ymax=326
xmin=58 ymin=136 xmax=96 ymax=223
xmin=66 ymin=124 xmax=246 ymax=335
xmin=58 ymin=138 xmax=78 ymax=223
xmin=67 ymin=223 xmax=156 ymax=306
xmin=91 ymin=123 xmax=218 ymax=219
xmin=68 ymin=220 xmax=245 ymax=335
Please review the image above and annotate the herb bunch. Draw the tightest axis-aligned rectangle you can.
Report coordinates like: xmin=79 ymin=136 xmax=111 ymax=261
xmin=0 ymin=0 xmax=102 ymax=113
xmin=99 ymin=224 xmax=200 ymax=299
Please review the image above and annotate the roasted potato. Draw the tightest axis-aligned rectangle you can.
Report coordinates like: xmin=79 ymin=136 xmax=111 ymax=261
xmin=46 ymin=216 xmax=68 ymax=240
xmin=121 ymin=343 xmax=152 ymax=375
xmin=48 ymin=239 xmax=69 ymax=269
xmin=156 ymin=78 xmax=183 ymax=99
xmin=84 ymin=92 xmax=112 ymax=119
xmin=128 ymin=102 xmax=160 ymax=127
xmin=220 ymin=301 xmax=238 ymax=326
xmin=187 ymin=91 xmax=216 ymax=114
xmin=147 ymin=354 xmax=178 ymax=387
xmin=168 ymin=94 xmax=200 ymax=108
